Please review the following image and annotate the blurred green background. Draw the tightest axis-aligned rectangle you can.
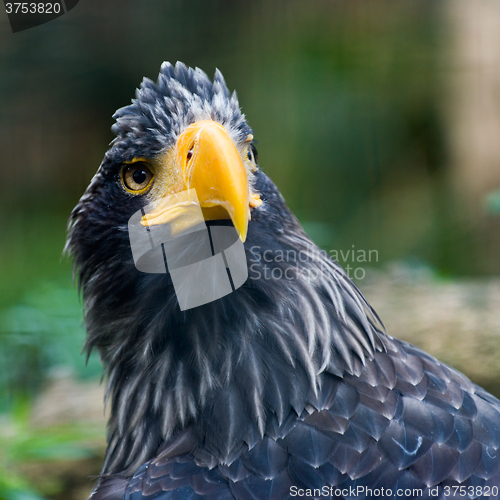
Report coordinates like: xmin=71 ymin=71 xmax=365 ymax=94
xmin=1 ymin=0 xmax=500 ymax=498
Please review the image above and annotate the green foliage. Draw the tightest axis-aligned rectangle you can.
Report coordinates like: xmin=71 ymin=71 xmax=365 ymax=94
xmin=0 ymin=284 xmax=103 ymax=498
xmin=486 ymin=190 xmax=500 ymax=215
xmin=0 ymin=283 xmax=101 ymax=412
xmin=0 ymin=398 xmax=102 ymax=500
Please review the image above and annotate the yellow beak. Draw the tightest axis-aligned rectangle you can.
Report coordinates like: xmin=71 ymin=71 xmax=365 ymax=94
xmin=142 ymin=120 xmax=250 ymax=242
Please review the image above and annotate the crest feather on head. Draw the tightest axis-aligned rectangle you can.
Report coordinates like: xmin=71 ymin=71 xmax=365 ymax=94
xmin=111 ymin=61 xmax=251 ymax=151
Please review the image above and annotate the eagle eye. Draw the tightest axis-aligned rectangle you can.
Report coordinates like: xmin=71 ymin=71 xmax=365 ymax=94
xmin=247 ymin=145 xmax=258 ymax=164
xmin=122 ymin=163 xmax=154 ymax=193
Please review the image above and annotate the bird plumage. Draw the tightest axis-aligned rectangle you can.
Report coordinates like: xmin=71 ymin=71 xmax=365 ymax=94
xmin=67 ymin=62 xmax=500 ymax=500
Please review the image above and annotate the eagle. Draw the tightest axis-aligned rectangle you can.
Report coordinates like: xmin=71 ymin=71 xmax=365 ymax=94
xmin=67 ymin=62 xmax=500 ymax=500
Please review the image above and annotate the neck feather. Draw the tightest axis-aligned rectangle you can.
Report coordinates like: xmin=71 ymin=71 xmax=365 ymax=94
xmin=87 ymin=227 xmax=385 ymax=475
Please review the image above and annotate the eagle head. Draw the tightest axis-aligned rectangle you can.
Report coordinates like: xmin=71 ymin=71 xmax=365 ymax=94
xmin=66 ymin=61 xmax=383 ymax=477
